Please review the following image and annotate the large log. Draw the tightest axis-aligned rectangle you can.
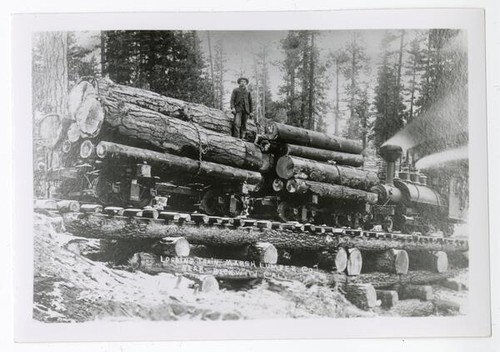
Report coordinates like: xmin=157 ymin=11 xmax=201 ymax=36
xmin=276 ymin=155 xmax=378 ymax=190
xmin=129 ymin=252 xmax=220 ymax=293
xmin=409 ymin=250 xmax=449 ymax=273
xmin=129 ymin=252 xmax=335 ymax=285
xmin=189 ymin=242 xmax=278 ymax=264
xmin=96 ymin=141 xmax=264 ymax=186
xmin=362 ymin=249 xmax=409 ymax=274
xmin=62 ymin=213 xmax=467 ymax=253
xmin=62 ymin=213 xmax=260 ymax=246
xmin=287 ymin=179 xmax=378 ymax=204
xmin=37 ymin=113 xmax=63 ymax=147
xmin=70 ymin=82 xmax=270 ymax=172
xmin=264 ymin=121 xmax=363 ymax=154
xmin=346 ymin=248 xmax=363 ymax=276
xmin=93 ymin=78 xmax=257 ymax=137
xmin=343 ymin=283 xmax=378 ymax=310
xmin=348 ymin=269 xmax=463 ymax=289
xmin=398 ymin=285 xmax=434 ymax=301
xmin=376 ymin=290 xmax=399 ymax=309
xmin=281 ymin=144 xmax=364 ymax=167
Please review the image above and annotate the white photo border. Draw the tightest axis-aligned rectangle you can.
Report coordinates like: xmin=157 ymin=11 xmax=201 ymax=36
xmin=12 ymin=8 xmax=490 ymax=342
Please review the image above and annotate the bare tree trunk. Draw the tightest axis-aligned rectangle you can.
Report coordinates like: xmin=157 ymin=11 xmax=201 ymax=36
xmin=335 ymin=59 xmax=340 ymax=135
xmin=308 ymin=32 xmax=315 ymax=130
xmin=100 ymin=31 xmax=106 ymax=75
xmin=206 ymin=31 xmax=216 ymax=107
xmin=36 ymin=32 xmax=69 ymax=115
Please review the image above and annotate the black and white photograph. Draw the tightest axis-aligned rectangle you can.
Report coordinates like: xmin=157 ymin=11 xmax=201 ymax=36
xmin=10 ymin=8 xmax=492 ymax=343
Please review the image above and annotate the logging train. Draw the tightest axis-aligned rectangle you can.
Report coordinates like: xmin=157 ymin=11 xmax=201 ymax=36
xmin=35 ymin=77 xmax=468 ymax=237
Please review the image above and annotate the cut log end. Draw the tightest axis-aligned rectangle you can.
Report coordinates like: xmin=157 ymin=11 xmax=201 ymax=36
xmin=67 ymin=122 xmax=81 ymax=143
xmin=276 ymin=155 xmax=295 ymax=180
xmin=272 ymin=179 xmax=284 ymax=192
xmin=38 ymin=113 xmax=62 ymax=147
xmin=335 ymin=247 xmax=348 ymax=272
xmin=158 ymin=237 xmax=191 ymax=257
xmin=346 ymin=248 xmax=363 ymax=276
xmin=80 ymin=140 xmax=95 ymax=159
xmin=254 ymin=242 xmax=278 ymax=264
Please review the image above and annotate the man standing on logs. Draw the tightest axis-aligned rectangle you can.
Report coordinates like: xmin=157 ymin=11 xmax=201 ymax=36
xmin=230 ymin=77 xmax=253 ymax=139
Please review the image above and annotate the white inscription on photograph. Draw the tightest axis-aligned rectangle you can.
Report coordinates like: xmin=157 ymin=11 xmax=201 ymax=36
xmin=12 ymin=9 xmax=489 ymax=341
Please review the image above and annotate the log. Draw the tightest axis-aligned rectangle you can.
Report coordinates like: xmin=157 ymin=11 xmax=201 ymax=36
xmin=399 ymin=284 xmax=434 ymax=301
xmin=343 ymin=283 xmax=377 ymax=310
xmin=63 ymin=238 xmax=103 ymax=259
xmin=409 ymin=250 xmax=449 ymax=273
xmin=350 ymin=269 xmax=463 ymax=289
xmin=447 ymin=251 xmax=469 ymax=268
xmin=281 ymin=143 xmax=364 ymax=167
xmin=272 ymin=178 xmax=284 ymax=192
xmin=392 ymin=299 xmax=434 ymax=317
xmin=62 ymin=212 xmax=259 ymax=246
xmin=376 ymin=290 xmax=399 ymax=309
xmin=38 ymin=113 xmax=62 ymax=147
xmin=67 ymin=122 xmax=81 ymax=143
xmin=441 ymin=278 xmax=466 ymax=291
xmin=264 ymin=121 xmax=363 ymax=154
xmin=189 ymin=242 xmax=278 ymax=264
xmin=129 ymin=252 xmax=335 ymax=285
xmin=34 ymin=199 xmax=58 ymax=211
xmin=92 ymin=78 xmax=257 ymax=138
xmin=152 ymin=237 xmax=190 ymax=257
xmin=62 ymin=213 xmax=467 ymax=254
xmin=101 ymin=99 xmax=269 ymax=171
xmin=277 ymin=155 xmax=378 ymax=190
xmin=96 ymin=141 xmax=264 ymax=186
xmin=362 ymin=249 xmax=409 ymax=274
xmin=56 ymin=200 xmax=81 ymax=213
xmin=79 ymin=140 xmax=95 ymax=159
xmin=80 ymin=204 xmax=103 ymax=213
xmin=287 ymin=179 xmax=378 ymax=204
xmin=316 ymin=248 xmax=348 ymax=272
xmin=346 ymin=248 xmax=363 ymax=276
xmin=129 ymin=252 xmax=220 ymax=293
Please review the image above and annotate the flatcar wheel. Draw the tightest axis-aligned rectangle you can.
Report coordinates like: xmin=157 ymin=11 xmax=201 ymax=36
xmin=277 ymin=201 xmax=298 ymax=222
xmin=200 ymin=189 xmax=224 ymax=216
xmin=92 ymin=175 xmax=123 ymax=206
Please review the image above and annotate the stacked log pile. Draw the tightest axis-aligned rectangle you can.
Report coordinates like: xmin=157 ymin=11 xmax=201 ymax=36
xmin=258 ymin=120 xmax=379 ymax=204
xmin=45 ymin=77 xmax=270 ymax=189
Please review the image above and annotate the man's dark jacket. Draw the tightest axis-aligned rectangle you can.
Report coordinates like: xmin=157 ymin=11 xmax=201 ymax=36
xmin=230 ymin=87 xmax=253 ymax=114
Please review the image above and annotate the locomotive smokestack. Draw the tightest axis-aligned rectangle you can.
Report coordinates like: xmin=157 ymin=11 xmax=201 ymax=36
xmin=379 ymin=144 xmax=403 ymax=185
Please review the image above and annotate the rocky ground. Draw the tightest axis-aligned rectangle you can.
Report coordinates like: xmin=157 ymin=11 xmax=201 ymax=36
xmin=33 ymin=213 xmax=467 ymax=323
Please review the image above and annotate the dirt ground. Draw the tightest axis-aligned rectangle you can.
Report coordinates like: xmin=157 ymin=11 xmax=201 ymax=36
xmin=32 ymin=213 xmax=467 ymax=323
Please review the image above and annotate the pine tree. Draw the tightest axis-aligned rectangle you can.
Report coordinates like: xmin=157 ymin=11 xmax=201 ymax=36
xmin=103 ymin=30 xmax=214 ymax=106
xmin=277 ymin=30 xmax=329 ymax=131
xmin=67 ymin=32 xmax=100 ymax=87
xmin=328 ymin=50 xmax=349 ymax=135
xmin=32 ymin=32 xmax=69 ymax=115
xmin=277 ymin=31 xmax=302 ymax=126
xmin=340 ymin=32 xmax=369 ymax=143
xmin=213 ymin=39 xmax=227 ymax=110
xmin=416 ymin=29 xmax=466 ymax=113
xmin=372 ymin=31 xmax=406 ymax=149
xmin=403 ymin=35 xmax=425 ymax=123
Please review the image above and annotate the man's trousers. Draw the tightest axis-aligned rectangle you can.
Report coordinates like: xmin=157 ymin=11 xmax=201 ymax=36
xmin=233 ymin=111 xmax=249 ymax=139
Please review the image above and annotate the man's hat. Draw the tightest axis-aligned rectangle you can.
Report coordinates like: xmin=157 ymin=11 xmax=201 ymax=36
xmin=237 ymin=77 xmax=249 ymax=84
